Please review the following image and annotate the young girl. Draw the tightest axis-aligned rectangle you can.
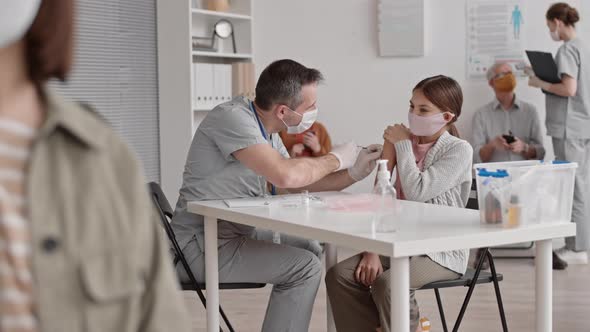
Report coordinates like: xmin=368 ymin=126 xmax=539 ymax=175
xmin=326 ymin=75 xmax=473 ymax=332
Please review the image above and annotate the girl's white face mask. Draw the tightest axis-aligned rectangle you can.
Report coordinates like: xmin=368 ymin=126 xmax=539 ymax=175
xmin=408 ymin=111 xmax=454 ymax=136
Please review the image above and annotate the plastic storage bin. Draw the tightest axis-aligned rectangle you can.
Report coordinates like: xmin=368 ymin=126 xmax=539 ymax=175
xmin=474 ymin=160 xmax=577 ymax=226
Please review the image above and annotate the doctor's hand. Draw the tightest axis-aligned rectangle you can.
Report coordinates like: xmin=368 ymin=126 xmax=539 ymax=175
xmin=528 ymin=76 xmax=551 ymax=90
xmin=355 ymin=252 xmax=383 ymax=287
xmin=348 ymin=144 xmax=383 ymax=181
xmin=383 ymin=124 xmax=411 ymax=145
xmin=329 ymin=142 xmax=360 ymax=171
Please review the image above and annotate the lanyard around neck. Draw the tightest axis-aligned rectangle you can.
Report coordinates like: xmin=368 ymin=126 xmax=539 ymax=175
xmin=249 ymin=101 xmax=276 ymax=195
xmin=250 ymin=101 xmax=271 ymax=141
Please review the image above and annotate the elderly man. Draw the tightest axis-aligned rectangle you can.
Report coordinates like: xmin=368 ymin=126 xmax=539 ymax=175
xmin=471 ymin=63 xmax=568 ymax=270
xmin=472 ymin=62 xmax=545 ymax=163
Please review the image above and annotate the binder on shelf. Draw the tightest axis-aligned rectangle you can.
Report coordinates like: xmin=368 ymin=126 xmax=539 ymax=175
xmin=211 ymin=64 xmax=232 ymax=104
xmin=195 ymin=63 xmax=214 ymax=110
xmin=193 ymin=62 xmax=260 ymax=111
xmin=213 ymin=64 xmax=224 ymax=104
xmin=232 ymin=63 xmax=243 ymax=97
xmin=191 ymin=63 xmax=201 ymax=109
xmin=193 ymin=63 xmax=234 ymax=111
xmin=252 ymin=67 xmax=256 ymax=98
xmin=231 ymin=63 xmax=240 ymax=96
xmin=247 ymin=63 xmax=255 ymax=99
xmin=223 ymin=64 xmax=232 ymax=101
xmin=232 ymin=62 xmax=256 ymax=99
xmin=205 ymin=64 xmax=215 ymax=109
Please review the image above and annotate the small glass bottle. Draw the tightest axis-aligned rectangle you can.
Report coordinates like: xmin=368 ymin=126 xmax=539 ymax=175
xmin=419 ymin=317 xmax=431 ymax=331
xmin=507 ymin=194 xmax=522 ymax=228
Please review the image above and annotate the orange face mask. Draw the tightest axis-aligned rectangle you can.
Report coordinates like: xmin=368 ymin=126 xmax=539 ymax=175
xmin=494 ymin=73 xmax=517 ymax=92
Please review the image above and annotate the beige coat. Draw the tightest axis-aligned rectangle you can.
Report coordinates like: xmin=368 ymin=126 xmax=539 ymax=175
xmin=28 ymin=90 xmax=190 ymax=331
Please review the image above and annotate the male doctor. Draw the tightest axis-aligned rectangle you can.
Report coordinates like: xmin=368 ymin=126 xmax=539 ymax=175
xmin=171 ymin=59 xmax=382 ymax=331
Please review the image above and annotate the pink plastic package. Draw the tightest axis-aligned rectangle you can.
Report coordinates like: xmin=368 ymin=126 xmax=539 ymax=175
xmin=323 ymin=194 xmax=382 ymax=212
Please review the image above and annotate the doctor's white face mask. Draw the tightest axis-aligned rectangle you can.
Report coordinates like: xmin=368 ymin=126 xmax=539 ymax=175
xmin=0 ymin=0 xmax=42 ymax=49
xmin=282 ymin=107 xmax=318 ymax=134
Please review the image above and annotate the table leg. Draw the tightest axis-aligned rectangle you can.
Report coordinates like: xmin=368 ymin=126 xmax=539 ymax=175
xmin=205 ymin=216 xmax=220 ymax=332
xmin=535 ymin=239 xmax=552 ymax=332
xmin=324 ymin=244 xmax=338 ymax=332
xmin=391 ymin=256 xmax=410 ymax=332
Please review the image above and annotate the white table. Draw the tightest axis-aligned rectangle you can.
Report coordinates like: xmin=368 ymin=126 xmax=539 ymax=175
xmin=188 ymin=192 xmax=575 ymax=332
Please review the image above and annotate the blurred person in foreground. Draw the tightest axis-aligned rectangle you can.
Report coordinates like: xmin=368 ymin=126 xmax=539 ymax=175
xmin=0 ymin=0 xmax=190 ymax=330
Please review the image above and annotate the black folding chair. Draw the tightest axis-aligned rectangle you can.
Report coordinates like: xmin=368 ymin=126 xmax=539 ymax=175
xmin=148 ymin=182 xmax=265 ymax=332
xmin=417 ymin=192 xmax=508 ymax=332
xmin=418 ymin=248 xmax=508 ymax=332
xmin=465 ymin=179 xmax=479 ymax=210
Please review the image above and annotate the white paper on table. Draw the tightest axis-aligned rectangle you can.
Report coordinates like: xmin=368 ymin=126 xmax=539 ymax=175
xmin=223 ymin=197 xmax=272 ymax=208
xmin=223 ymin=194 xmax=320 ymax=208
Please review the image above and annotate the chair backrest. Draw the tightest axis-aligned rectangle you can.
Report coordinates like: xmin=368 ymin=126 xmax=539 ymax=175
xmin=466 ymin=178 xmax=479 ymax=210
xmin=147 ymin=182 xmax=183 ymax=257
xmin=148 ymin=182 xmax=174 ymax=218
xmin=147 ymin=182 xmax=209 ymax=307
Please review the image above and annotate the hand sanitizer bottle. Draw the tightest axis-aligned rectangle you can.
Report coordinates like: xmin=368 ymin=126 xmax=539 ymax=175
xmin=373 ymin=160 xmax=398 ymax=233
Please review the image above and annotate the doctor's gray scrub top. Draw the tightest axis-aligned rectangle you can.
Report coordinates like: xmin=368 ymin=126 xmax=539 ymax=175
xmin=545 ymin=37 xmax=590 ymax=139
xmin=171 ymin=96 xmax=290 ymax=251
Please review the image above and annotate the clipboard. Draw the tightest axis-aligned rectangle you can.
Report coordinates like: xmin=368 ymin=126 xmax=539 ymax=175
xmin=525 ymin=50 xmax=561 ymax=84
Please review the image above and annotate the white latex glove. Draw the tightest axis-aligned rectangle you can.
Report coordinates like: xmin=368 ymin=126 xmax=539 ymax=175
xmin=329 ymin=142 xmax=360 ymax=171
xmin=528 ymin=76 xmax=551 ymax=90
xmin=348 ymin=144 xmax=383 ymax=181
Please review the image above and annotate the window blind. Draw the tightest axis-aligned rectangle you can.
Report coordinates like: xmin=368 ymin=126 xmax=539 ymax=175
xmin=51 ymin=0 xmax=160 ymax=181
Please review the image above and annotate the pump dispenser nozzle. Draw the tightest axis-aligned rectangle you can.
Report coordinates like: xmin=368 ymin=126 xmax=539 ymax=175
xmin=376 ymin=159 xmax=391 ymax=183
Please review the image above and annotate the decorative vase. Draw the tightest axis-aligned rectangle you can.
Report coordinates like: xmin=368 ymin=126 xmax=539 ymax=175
xmin=207 ymin=0 xmax=229 ymax=12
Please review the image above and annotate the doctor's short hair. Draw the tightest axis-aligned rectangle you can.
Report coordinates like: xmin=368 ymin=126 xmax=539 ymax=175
xmin=255 ymin=59 xmax=324 ymax=111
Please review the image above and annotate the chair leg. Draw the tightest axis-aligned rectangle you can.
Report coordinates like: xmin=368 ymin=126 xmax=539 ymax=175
xmin=178 ymin=253 xmax=231 ymax=332
xmin=487 ymin=251 xmax=509 ymax=332
xmin=153 ymin=195 xmax=232 ymax=332
xmin=220 ymin=306 xmax=235 ymax=332
xmin=452 ymin=247 xmax=489 ymax=332
xmin=191 ymin=290 xmax=233 ymax=332
xmin=434 ymin=289 xmax=449 ymax=332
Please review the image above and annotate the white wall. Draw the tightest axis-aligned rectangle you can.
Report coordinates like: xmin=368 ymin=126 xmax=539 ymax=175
xmin=254 ymin=0 xmax=587 ymax=193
